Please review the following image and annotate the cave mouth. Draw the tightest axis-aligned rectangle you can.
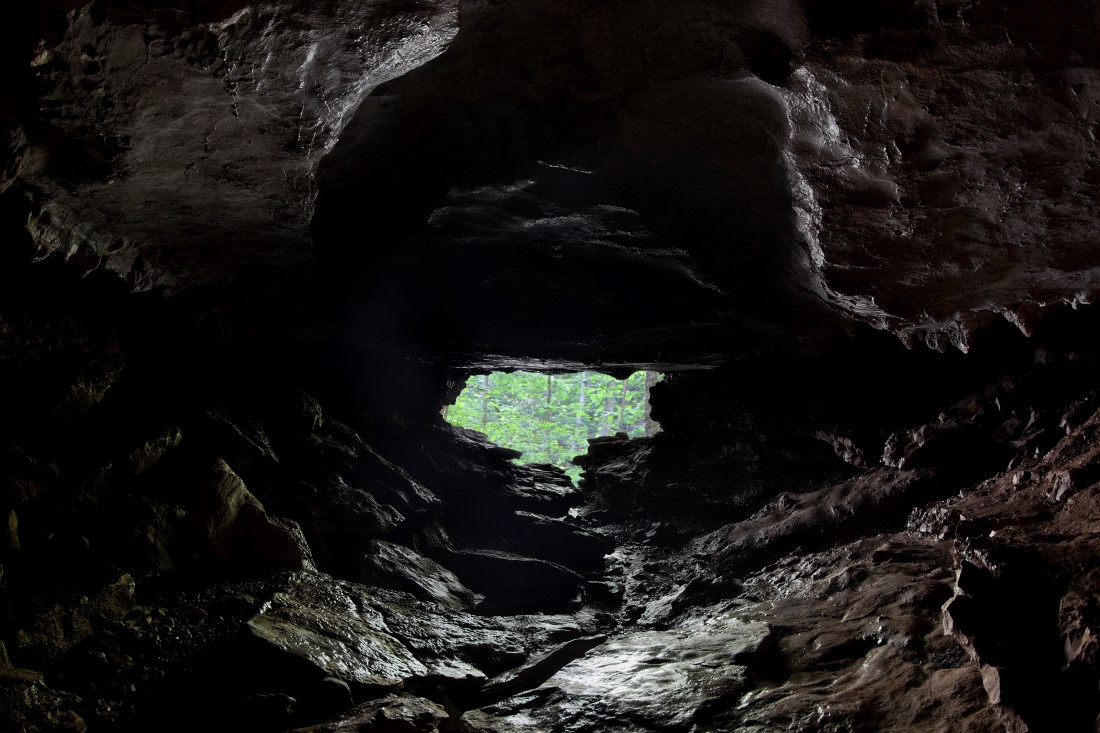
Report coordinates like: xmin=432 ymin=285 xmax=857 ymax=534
xmin=444 ymin=370 xmax=662 ymax=480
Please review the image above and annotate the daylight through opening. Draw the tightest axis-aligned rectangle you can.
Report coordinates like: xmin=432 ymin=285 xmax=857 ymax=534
xmin=444 ymin=371 xmax=663 ymax=481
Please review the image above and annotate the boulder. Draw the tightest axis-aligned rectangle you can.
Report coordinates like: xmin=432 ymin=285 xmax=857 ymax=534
xmin=438 ymin=549 xmax=583 ymax=615
xmin=289 ymin=695 xmax=448 ymax=733
xmin=190 ymin=458 xmax=313 ymax=573
xmin=286 ymin=472 xmax=405 ymax=572
xmin=354 ymin=540 xmax=479 ymax=610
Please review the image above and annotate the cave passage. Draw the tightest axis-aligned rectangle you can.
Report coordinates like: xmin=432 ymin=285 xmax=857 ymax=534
xmin=444 ymin=370 xmax=661 ymax=480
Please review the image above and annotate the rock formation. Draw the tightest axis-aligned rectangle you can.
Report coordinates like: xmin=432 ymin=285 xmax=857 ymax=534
xmin=3 ymin=1 xmax=1100 ymax=731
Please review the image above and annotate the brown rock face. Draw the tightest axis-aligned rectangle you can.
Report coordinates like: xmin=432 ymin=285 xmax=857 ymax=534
xmin=6 ymin=1 xmax=1100 ymax=732
xmin=791 ymin=0 xmax=1100 ymax=349
xmin=18 ymin=0 xmax=459 ymax=292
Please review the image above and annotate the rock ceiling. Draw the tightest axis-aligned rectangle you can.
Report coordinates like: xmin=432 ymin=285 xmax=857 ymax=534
xmin=8 ymin=0 xmax=1100 ymax=360
xmin=12 ymin=0 xmax=459 ymax=292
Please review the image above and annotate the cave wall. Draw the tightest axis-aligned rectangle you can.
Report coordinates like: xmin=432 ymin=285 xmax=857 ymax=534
xmin=3 ymin=1 xmax=1100 ymax=732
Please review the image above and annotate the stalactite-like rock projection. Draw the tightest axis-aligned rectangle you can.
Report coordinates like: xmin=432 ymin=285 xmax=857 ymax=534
xmin=3 ymin=1 xmax=1100 ymax=731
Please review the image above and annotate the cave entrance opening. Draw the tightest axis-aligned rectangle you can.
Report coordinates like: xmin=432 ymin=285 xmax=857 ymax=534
xmin=444 ymin=370 xmax=662 ymax=481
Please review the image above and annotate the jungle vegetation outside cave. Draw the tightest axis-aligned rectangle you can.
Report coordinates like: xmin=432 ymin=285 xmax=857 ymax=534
xmin=445 ymin=371 xmax=662 ymax=480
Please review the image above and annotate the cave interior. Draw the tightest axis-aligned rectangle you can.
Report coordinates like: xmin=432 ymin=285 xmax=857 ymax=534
xmin=4 ymin=1 xmax=1100 ymax=731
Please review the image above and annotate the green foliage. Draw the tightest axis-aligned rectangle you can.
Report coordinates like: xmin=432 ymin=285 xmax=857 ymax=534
xmin=444 ymin=371 xmax=658 ymax=482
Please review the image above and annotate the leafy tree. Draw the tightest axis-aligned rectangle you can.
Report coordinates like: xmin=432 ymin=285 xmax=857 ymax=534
xmin=445 ymin=371 xmax=660 ymax=481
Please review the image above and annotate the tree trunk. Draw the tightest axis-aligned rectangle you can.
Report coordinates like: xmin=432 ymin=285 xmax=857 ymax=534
xmin=579 ymin=371 xmax=588 ymax=430
xmin=644 ymin=371 xmax=661 ymax=436
xmin=481 ymin=374 xmax=490 ymax=427
xmin=617 ymin=378 xmax=627 ymax=433
xmin=544 ymin=374 xmax=553 ymax=461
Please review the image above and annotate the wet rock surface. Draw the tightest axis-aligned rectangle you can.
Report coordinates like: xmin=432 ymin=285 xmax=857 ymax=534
xmin=288 ymin=695 xmax=448 ymax=733
xmin=353 ymin=539 xmax=479 ymax=610
xmin=466 ymin=619 xmax=773 ymax=732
